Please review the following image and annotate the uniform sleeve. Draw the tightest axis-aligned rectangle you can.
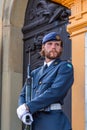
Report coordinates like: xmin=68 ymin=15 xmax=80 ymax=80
xmin=18 ymin=83 xmax=26 ymax=106
xmin=27 ymin=62 xmax=74 ymax=114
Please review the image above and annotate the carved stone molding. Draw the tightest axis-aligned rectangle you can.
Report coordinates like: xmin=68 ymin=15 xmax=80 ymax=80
xmin=23 ymin=0 xmax=71 ymax=30
xmin=51 ymin=0 xmax=87 ymax=36
xmin=51 ymin=0 xmax=74 ymax=8
xmin=23 ymin=0 xmax=71 ymax=52
xmin=23 ymin=0 xmax=71 ymax=71
xmin=67 ymin=0 xmax=87 ymax=36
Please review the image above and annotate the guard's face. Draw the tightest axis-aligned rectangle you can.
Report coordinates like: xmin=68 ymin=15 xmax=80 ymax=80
xmin=42 ymin=41 xmax=63 ymax=60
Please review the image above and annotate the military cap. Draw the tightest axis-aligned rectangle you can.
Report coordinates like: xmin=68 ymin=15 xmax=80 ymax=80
xmin=42 ymin=32 xmax=62 ymax=44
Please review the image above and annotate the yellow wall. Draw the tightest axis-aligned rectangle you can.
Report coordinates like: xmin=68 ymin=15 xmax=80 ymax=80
xmin=72 ymin=33 xmax=85 ymax=130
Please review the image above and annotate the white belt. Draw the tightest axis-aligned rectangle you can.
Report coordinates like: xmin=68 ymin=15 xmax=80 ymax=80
xmin=40 ymin=103 xmax=62 ymax=111
xmin=50 ymin=103 xmax=62 ymax=110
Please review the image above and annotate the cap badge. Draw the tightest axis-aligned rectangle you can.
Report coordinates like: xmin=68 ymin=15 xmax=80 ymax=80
xmin=56 ymin=35 xmax=60 ymax=40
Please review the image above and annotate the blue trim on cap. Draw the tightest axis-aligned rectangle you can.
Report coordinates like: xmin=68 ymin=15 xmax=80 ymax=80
xmin=42 ymin=32 xmax=61 ymax=44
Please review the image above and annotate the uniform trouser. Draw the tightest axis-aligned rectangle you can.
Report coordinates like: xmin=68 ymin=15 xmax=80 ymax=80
xmin=32 ymin=110 xmax=72 ymax=130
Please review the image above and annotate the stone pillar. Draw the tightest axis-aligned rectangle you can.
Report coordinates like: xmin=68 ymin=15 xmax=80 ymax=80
xmin=67 ymin=0 xmax=87 ymax=130
xmin=1 ymin=25 xmax=23 ymax=130
xmin=1 ymin=0 xmax=28 ymax=130
xmin=0 ymin=14 xmax=2 ymax=130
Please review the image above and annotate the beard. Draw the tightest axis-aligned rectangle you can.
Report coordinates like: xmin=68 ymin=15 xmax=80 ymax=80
xmin=44 ymin=49 xmax=62 ymax=59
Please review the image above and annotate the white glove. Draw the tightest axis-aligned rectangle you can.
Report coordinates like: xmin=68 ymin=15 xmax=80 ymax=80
xmin=22 ymin=113 xmax=33 ymax=125
xmin=17 ymin=104 xmax=29 ymax=119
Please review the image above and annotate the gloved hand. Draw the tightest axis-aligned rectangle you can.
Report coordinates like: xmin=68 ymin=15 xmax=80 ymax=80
xmin=16 ymin=103 xmax=29 ymax=120
xmin=22 ymin=113 xmax=33 ymax=125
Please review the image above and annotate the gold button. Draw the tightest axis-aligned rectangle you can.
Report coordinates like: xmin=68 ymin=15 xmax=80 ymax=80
xmin=39 ymin=81 xmax=42 ymax=85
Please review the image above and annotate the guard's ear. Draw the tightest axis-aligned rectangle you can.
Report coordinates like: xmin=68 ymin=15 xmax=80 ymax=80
xmin=42 ymin=44 xmax=45 ymax=50
xmin=39 ymin=45 xmax=45 ymax=57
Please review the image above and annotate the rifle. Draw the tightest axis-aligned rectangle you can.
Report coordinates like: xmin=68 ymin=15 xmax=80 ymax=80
xmin=24 ymin=47 xmax=32 ymax=130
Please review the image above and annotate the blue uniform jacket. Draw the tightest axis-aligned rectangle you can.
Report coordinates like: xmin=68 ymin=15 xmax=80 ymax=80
xmin=18 ymin=58 xmax=74 ymax=130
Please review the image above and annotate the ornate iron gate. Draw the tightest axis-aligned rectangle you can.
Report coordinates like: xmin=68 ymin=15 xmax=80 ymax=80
xmin=22 ymin=0 xmax=71 ymax=122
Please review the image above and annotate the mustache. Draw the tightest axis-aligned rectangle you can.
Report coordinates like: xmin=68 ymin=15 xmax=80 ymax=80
xmin=48 ymin=49 xmax=57 ymax=53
